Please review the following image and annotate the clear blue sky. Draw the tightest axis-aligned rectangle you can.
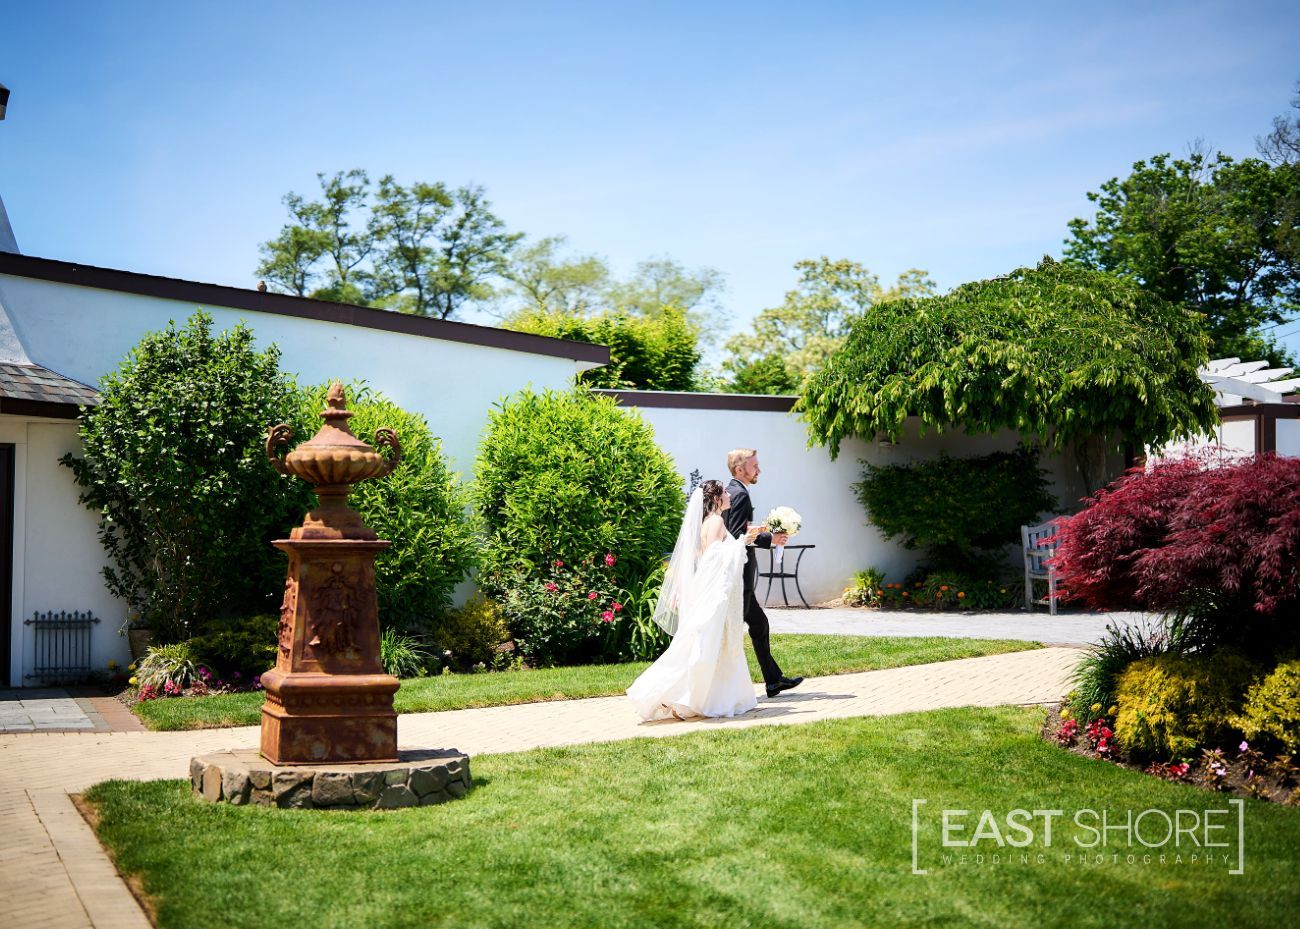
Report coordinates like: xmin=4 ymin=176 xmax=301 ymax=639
xmin=2 ymin=1 xmax=1298 ymax=359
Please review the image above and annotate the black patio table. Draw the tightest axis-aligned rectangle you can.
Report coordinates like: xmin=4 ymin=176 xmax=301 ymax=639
xmin=759 ymin=543 xmax=816 ymax=609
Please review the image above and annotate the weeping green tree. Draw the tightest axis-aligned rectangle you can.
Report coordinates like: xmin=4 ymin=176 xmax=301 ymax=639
xmin=799 ymin=259 xmax=1219 ymax=491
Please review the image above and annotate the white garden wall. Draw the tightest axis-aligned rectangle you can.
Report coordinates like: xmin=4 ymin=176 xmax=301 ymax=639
xmin=603 ymin=393 xmax=1115 ymax=605
xmin=0 ymin=262 xmax=598 ymax=685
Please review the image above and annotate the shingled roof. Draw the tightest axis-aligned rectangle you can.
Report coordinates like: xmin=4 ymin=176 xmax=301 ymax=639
xmin=0 ymin=361 xmax=97 ymax=407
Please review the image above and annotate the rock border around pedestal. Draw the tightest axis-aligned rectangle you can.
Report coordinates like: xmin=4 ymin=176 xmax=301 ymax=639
xmin=190 ymin=748 xmax=471 ymax=810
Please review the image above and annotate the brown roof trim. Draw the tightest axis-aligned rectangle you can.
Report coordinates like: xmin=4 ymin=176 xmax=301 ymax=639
xmin=592 ymin=389 xmax=798 ymax=412
xmin=1219 ymin=404 xmax=1300 ymax=420
xmin=0 ymin=397 xmax=82 ymax=419
xmin=0 ymin=252 xmax=610 ymax=366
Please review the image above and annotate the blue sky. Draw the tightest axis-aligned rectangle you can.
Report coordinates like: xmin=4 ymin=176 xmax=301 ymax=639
xmin=2 ymin=1 xmax=1298 ymax=359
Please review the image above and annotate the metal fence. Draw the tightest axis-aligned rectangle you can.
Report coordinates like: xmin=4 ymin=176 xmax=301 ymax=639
xmin=23 ymin=611 xmax=100 ymax=683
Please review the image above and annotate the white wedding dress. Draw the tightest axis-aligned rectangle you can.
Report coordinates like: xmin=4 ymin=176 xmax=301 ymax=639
xmin=627 ymin=529 xmax=758 ymax=721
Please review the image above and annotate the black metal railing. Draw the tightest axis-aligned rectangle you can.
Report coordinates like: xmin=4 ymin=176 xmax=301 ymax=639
xmin=23 ymin=611 xmax=100 ymax=683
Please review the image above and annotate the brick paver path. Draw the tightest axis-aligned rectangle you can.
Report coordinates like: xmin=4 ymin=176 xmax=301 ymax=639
xmin=0 ymin=646 xmax=1081 ymax=929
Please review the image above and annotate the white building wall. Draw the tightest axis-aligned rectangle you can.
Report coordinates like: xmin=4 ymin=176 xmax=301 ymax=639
xmin=1276 ymin=419 xmax=1300 ymax=457
xmin=0 ymin=274 xmax=587 ymax=684
xmin=629 ymin=404 xmax=1105 ymax=604
xmin=15 ymin=421 xmax=130 ymax=681
xmin=0 ymin=274 xmax=581 ymax=472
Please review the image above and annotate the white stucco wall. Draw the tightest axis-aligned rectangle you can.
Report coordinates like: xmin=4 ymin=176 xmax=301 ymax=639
xmin=626 ymin=403 xmax=1107 ymax=604
xmin=0 ymin=274 xmax=584 ymax=473
xmin=1276 ymin=419 xmax=1300 ymax=457
xmin=0 ymin=273 xmax=588 ymax=685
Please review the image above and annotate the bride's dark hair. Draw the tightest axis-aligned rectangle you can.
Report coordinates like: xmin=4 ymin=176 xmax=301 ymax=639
xmin=699 ymin=479 xmax=725 ymax=517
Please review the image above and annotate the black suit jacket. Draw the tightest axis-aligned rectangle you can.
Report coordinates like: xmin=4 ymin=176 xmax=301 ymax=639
xmin=724 ymin=478 xmax=772 ymax=551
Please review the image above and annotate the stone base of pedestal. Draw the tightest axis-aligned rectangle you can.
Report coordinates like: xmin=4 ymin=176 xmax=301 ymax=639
xmin=189 ymin=748 xmax=471 ymax=810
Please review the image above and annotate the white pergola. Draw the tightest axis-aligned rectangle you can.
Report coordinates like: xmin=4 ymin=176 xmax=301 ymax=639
xmin=1199 ymin=357 xmax=1300 ymax=406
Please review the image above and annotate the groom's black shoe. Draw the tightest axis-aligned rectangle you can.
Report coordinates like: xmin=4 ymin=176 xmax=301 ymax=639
xmin=765 ymin=676 xmax=803 ymax=698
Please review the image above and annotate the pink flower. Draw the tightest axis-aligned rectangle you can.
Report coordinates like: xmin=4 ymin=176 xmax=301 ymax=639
xmin=611 ymin=601 xmax=623 ymax=612
xmin=604 ymin=553 xmax=616 ymax=566
xmin=544 ymin=582 xmax=558 ymax=592
xmin=1239 ymin=741 xmax=1250 ymax=753
xmin=554 ymin=559 xmax=564 ymax=568
xmin=587 ymin=591 xmax=598 ymax=600
xmin=601 ymin=611 xmax=614 ymax=622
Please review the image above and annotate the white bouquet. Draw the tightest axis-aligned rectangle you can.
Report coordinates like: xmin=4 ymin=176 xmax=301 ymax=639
xmin=764 ymin=506 xmax=802 ymax=566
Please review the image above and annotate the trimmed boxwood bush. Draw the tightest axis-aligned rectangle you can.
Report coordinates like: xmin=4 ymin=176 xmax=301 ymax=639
xmin=294 ymin=383 xmax=478 ymax=635
xmin=1236 ymin=659 xmax=1300 ymax=753
xmin=1114 ymin=651 xmax=1259 ymax=759
xmin=474 ymin=388 xmax=683 ymax=664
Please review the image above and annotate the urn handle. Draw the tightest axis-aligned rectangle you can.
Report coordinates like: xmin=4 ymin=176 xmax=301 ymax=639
xmin=266 ymin=423 xmax=294 ymax=475
xmin=374 ymin=427 xmax=402 ymax=476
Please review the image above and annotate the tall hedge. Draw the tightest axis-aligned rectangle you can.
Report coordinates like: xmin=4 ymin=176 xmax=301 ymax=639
xmin=61 ymin=311 xmax=309 ymax=642
xmin=474 ymin=388 xmax=684 ymax=662
xmin=853 ymin=446 xmax=1056 ymax=572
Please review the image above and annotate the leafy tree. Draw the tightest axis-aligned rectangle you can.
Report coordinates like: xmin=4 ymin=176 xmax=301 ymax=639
xmin=507 ymin=306 xmax=700 ymax=390
xmin=293 ymin=383 xmax=478 ymax=633
xmin=501 ymin=235 xmax=611 ymax=318
xmin=726 ymin=354 xmax=799 ymax=395
xmin=799 ymin=259 xmax=1218 ymax=488
xmin=1064 ymin=151 xmax=1300 ymax=366
xmin=1258 ymin=79 xmax=1300 ymax=165
xmin=256 ymin=170 xmax=520 ymax=319
xmin=603 ymin=257 xmax=728 ymax=347
xmin=60 ymin=312 xmax=310 ymax=642
xmin=724 ymin=258 xmax=936 ymax=386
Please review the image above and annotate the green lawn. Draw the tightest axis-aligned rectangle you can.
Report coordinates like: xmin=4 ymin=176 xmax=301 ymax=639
xmin=132 ymin=635 xmax=1038 ymax=730
xmin=86 ymin=706 xmax=1300 ymax=929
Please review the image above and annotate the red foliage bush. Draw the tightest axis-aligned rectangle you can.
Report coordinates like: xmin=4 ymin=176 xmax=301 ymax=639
xmin=1054 ymin=453 xmax=1300 ymax=624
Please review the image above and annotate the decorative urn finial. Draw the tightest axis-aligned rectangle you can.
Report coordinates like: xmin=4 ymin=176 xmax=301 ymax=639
xmin=266 ymin=382 xmax=401 ymax=540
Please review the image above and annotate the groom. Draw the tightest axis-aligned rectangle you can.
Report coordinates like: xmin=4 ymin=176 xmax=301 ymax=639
xmin=724 ymin=448 xmax=803 ymax=698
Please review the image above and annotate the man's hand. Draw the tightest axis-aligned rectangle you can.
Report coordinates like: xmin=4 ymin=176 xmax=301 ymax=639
xmin=744 ymin=523 xmax=766 ymax=544
xmin=772 ymin=532 xmax=790 ymax=546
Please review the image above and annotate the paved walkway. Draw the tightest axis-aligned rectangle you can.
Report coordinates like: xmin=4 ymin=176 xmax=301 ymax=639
xmin=0 ymin=690 xmax=146 ymax=735
xmin=770 ymin=607 xmax=1152 ymax=646
xmin=0 ymin=646 xmax=1082 ymax=929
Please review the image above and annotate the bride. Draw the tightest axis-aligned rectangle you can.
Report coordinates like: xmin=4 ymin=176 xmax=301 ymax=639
xmin=627 ymin=480 xmax=758 ymax=721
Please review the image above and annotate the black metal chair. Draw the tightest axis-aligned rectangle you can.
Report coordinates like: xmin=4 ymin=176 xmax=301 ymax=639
xmin=759 ymin=544 xmax=815 ymax=608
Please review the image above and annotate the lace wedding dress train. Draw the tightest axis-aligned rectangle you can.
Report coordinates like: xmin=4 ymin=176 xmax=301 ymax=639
xmin=627 ymin=532 xmax=758 ymax=721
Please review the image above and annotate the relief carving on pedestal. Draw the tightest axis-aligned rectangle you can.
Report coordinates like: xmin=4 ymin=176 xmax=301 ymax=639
xmin=277 ymin=577 xmax=298 ymax=657
xmin=307 ymin=562 xmax=360 ymax=657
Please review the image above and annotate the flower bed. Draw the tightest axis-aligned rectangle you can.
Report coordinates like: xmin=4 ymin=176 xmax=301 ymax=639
xmin=1043 ymin=702 xmax=1300 ymax=805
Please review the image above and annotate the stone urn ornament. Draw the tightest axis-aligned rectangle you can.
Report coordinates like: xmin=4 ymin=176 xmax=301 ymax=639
xmin=259 ymin=382 xmax=403 ymax=764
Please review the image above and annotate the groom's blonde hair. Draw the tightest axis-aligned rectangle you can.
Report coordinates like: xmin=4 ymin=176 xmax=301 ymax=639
xmin=727 ymin=448 xmax=757 ymax=475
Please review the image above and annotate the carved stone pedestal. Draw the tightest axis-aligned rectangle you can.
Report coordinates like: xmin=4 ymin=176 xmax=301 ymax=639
xmin=260 ymin=543 xmax=399 ymax=764
xmin=256 ymin=384 xmax=403 ymax=765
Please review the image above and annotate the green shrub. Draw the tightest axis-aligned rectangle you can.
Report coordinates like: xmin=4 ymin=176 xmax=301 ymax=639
xmin=433 ymin=595 xmax=512 ymax=671
xmin=379 ymin=630 xmax=432 ymax=679
xmin=1236 ymin=660 xmax=1300 ymax=752
xmin=294 ymin=383 xmax=478 ymax=634
xmin=61 ymin=312 xmax=310 ymax=641
xmin=499 ymin=553 xmax=629 ymax=665
xmin=507 ymin=306 xmax=700 ymax=390
xmin=1114 ymin=651 xmax=1259 ymax=759
xmin=1070 ymin=615 xmax=1189 ymax=721
xmin=475 ymin=388 xmax=684 ymax=664
xmin=189 ymin=614 xmax=278 ymax=678
xmin=853 ymin=446 xmax=1056 ymax=573
xmin=136 ymin=641 xmax=202 ymax=690
xmin=843 ymin=568 xmax=886 ymax=607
